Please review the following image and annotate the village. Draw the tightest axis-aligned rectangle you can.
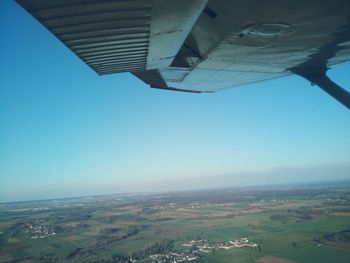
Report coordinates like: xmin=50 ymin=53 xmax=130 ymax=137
xmin=147 ymin=237 xmax=258 ymax=263
xmin=23 ymin=222 xmax=56 ymax=239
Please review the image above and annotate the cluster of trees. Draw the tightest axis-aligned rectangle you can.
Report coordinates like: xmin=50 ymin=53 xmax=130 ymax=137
xmin=0 ymin=222 xmax=23 ymax=247
xmin=323 ymin=229 xmax=350 ymax=242
xmin=131 ymin=239 xmax=174 ymax=260
xmin=270 ymin=208 xmax=316 ymax=223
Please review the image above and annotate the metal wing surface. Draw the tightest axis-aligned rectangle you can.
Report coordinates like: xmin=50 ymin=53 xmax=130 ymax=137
xmin=16 ymin=0 xmax=350 ymax=107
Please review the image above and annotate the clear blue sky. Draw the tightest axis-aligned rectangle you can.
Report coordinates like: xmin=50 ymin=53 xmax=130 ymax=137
xmin=1 ymin=1 xmax=349 ymax=202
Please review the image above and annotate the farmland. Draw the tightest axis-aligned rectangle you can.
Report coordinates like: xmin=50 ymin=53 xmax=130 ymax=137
xmin=0 ymin=181 xmax=349 ymax=262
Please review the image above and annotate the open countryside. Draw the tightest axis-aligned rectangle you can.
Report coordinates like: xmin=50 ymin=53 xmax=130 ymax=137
xmin=0 ymin=180 xmax=349 ymax=263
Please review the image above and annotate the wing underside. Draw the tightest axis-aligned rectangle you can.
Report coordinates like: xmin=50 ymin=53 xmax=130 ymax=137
xmin=16 ymin=0 xmax=350 ymax=93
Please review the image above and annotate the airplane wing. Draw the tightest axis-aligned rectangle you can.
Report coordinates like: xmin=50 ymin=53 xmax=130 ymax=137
xmin=16 ymin=0 xmax=350 ymax=108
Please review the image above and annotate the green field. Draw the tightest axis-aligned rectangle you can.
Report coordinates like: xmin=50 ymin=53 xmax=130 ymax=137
xmin=0 ymin=181 xmax=349 ymax=263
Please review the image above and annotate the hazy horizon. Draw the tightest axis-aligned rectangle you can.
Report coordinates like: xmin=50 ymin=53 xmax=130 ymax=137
xmin=1 ymin=162 xmax=349 ymax=203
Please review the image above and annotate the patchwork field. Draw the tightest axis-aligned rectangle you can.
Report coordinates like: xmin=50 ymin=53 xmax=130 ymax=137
xmin=0 ymin=181 xmax=349 ymax=262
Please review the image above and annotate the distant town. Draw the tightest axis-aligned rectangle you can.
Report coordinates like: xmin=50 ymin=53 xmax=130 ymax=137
xmin=148 ymin=237 xmax=258 ymax=263
xmin=24 ymin=222 xmax=56 ymax=239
